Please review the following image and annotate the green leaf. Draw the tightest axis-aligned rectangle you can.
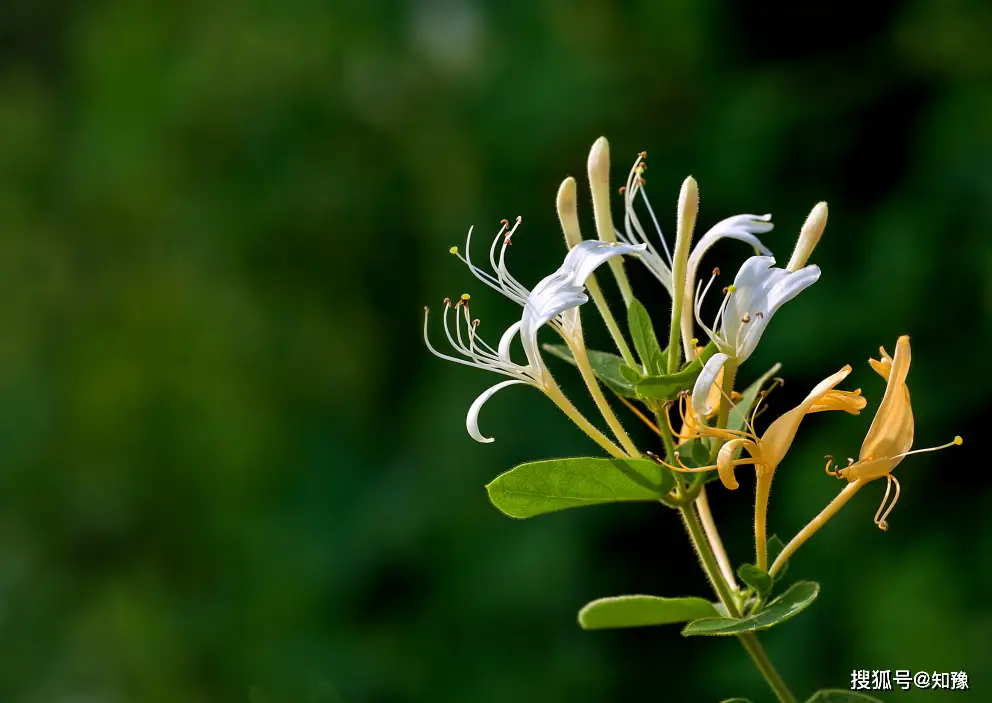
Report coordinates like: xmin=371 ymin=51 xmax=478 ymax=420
xmin=806 ymin=691 xmax=884 ymax=703
xmin=681 ymin=581 xmax=820 ymax=636
xmin=486 ymin=457 xmax=676 ymax=518
xmin=635 ymin=342 xmax=718 ymax=402
xmin=726 ymin=362 xmax=783 ymax=435
xmin=578 ymin=595 xmax=720 ymax=630
xmin=542 ymin=343 xmax=637 ymax=398
xmin=767 ymin=534 xmax=788 ymax=580
xmin=618 ymin=363 xmax=642 ymax=384
xmin=737 ymin=563 xmax=773 ymax=598
xmin=627 ymin=298 xmax=667 ymax=375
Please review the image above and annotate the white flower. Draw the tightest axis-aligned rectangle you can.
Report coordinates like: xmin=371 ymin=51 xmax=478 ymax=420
xmin=427 ymin=223 xmax=645 ymax=443
xmin=692 ymin=352 xmax=731 ymax=417
xmin=694 ymin=255 xmax=820 ymax=365
xmin=613 ymin=152 xmax=775 ymax=296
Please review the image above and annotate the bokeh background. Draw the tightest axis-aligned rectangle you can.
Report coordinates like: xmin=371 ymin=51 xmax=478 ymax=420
xmin=0 ymin=0 xmax=988 ymax=701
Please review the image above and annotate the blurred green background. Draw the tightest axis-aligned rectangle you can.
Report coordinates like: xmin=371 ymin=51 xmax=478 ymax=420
xmin=0 ymin=0 xmax=988 ymax=701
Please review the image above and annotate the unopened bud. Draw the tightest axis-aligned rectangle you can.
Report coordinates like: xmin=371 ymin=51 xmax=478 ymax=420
xmin=787 ymin=202 xmax=827 ymax=271
xmin=556 ymin=177 xmax=583 ymax=249
xmin=587 ymin=137 xmax=617 ymax=244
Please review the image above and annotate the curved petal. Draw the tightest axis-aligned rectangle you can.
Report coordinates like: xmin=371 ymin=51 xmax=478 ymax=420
xmin=692 ymin=353 xmax=729 ymax=417
xmin=497 ymin=320 xmax=523 ymax=363
xmin=758 ymin=365 xmax=853 ymax=470
xmin=686 ymin=214 xmax=774 ymax=300
xmin=726 ymin=258 xmax=821 ymax=361
xmin=859 ymin=336 xmax=914 ymax=463
xmin=566 ymin=240 xmax=647 ymax=288
xmin=466 ymin=379 xmax=528 ymax=443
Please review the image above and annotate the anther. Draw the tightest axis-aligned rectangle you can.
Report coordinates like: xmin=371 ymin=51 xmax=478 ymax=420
xmin=472 ymin=319 xmax=480 ymax=326
xmin=424 ymin=306 xmax=430 ymax=313
xmin=449 ymin=246 xmax=458 ymax=255
xmin=618 ymin=186 xmax=626 ymax=194
xmin=499 ymin=218 xmax=509 ymax=227
xmin=443 ymin=297 xmax=452 ymax=306
xmin=755 ymin=312 xmax=764 ymax=319
xmin=954 ymin=435 xmax=963 ymax=445
xmin=741 ymin=313 xmax=751 ymax=324
xmin=712 ymin=267 xmax=720 ymax=276
xmin=460 ymin=293 xmax=471 ymax=302
xmin=639 ymin=151 xmax=647 ymax=158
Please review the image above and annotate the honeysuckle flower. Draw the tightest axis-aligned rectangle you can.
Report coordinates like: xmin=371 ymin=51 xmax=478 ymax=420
xmin=427 ymin=225 xmax=645 ymax=443
xmin=693 ymin=255 xmax=820 ymax=367
xmin=678 ymin=347 xmax=735 ymax=444
xmin=768 ymin=337 xmax=963 ymax=577
xmin=670 ymin=365 xmax=867 ymax=490
xmin=665 ymin=364 xmax=866 ymax=570
xmin=830 ymin=336 xmax=962 ymax=530
xmin=692 ymin=352 xmax=731 ymax=418
xmin=614 ymin=152 xmax=775 ymax=298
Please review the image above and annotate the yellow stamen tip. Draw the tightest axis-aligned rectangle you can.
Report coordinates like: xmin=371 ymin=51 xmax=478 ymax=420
xmin=727 ymin=285 xmax=736 ymax=294
xmin=449 ymin=246 xmax=458 ymax=254
xmin=954 ymin=436 xmax=963 ymax=445
xmin=460 ymin=293 xmax=471 ymax=301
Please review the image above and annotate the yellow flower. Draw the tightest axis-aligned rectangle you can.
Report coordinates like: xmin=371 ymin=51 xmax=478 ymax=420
xmin=664 ymin=364 xmax=865 ymax=570
xmin=669 ymin=365 xmax=866 ymax=490
xmin=832 ymin=336 xmax=962 ymax=530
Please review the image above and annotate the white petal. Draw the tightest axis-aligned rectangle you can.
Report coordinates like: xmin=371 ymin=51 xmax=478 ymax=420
xmin=560 ymin=240 xmax=646 ymax=288
xmin=497 ymin=320 xmax=522 ymax=363
xmin=687 ymin=214 xmax=773 ymax=281
xmin=692 ymin=353 xmax=729 ymax=417
xmin=466 ymin=379 xmax=527 ymax=443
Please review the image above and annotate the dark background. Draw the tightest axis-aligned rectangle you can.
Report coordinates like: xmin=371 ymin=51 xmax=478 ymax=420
xmin=0 ymin=0 xmax=988 ymax=701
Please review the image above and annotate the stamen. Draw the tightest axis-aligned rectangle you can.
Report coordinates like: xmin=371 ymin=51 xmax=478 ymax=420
xmin=461 ymin=293 xmax=471 ymax=302
xmin=891 ymin=436 xmax=963 ymax=461
xmin=741 ymin=313 xmax=751 ymax=324
xmin=449 ymin=246 xmax=458 ymax=255
xmin=749 ymin=377 xmax=784 ymax=429
xmin=873 ymin=474 xmax=902 ymax=531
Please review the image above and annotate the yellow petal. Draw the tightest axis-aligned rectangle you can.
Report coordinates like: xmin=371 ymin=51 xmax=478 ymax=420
xmin=807 ymin=389 xmax=867 ymax=414
xmin=859 ymin=336 xmax=914 ymax=464
xmin=757 ymin=365 xmax=854 ymax=470
xmin=839 ymin=456 xmax=896 ymax=482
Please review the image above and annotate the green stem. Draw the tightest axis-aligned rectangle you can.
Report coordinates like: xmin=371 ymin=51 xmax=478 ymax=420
xmin=681 ymin=503 xmax=796 ymax=703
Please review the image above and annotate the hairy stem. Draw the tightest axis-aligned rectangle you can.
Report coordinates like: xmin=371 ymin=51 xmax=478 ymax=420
xmin=770 ymin=480 xmax=863 ymax=577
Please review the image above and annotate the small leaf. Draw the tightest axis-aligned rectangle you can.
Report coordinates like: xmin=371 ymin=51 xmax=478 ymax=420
xmin=737 ymin=563 xmax=773 ymax=598
xmin=635 ymin=342 xmax=718 ymax=402
xmin=681 ymin=581 xmax=820 ymax=636
xmin=767 ymin=534 xmax=788 ymax=580
xmin=486 ymin=457 xmax=676 ymax=518
xmin=579 ymin=595 xmax=720 ymax=630
xmin=618 ymin=363 xmax=642 ymax=384
xmin=806 ymin=691 xmax=884 ymax=703
xmin=542 ymin=343 xmax=637 ymax=397
xmin=627 ymin=298 xmax=667 ymax=375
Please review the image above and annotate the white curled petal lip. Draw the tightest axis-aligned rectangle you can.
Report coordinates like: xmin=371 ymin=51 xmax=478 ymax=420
xmin=466 ymin=379 xmax=528 ymax=443
xmin=559 ymin=240 xmax=647 ymax=289
xmin=692 ymin=353 xmax=729 ymax=417
xmin=764 ymin=264 xmax=820 ymax=316
xmin=687 ymin=214 xmax=774 ymax=281
xmin=497 ymin=320 xmax=522 ymax=363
